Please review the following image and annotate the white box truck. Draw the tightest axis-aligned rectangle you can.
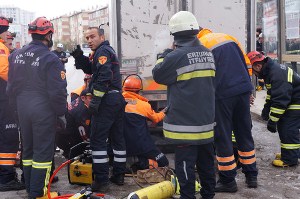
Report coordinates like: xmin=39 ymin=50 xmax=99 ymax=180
xmin=108 ymin=0 xmax=254 ymax=112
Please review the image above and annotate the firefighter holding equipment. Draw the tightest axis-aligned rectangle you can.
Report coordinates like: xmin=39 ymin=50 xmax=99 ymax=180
xmin=71 ymin=27 xmax=126 ymax=192
xmin=122 ymin=75 xmax=169 ymax=170
xmin=7 ymin=17 xmax=67 ymax=198
xmin=247 ymin=51 xmax=300 ymax=167
xmin=153 ymin=11 xmax=216 ymax=199
xmin=198 ymin=28 xmax=258 ymax=192
xmin=0 ymin=15 xmax=25 ymax=192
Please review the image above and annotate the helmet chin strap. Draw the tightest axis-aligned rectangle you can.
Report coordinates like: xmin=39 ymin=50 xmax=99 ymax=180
xmin=45 ymin=33 xmax=53 ymax=48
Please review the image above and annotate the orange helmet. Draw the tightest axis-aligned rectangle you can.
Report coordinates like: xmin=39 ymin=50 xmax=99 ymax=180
xmin=0 ymin=16 xmax=12 ymax=26
xmin=28 ymin=17 xmax=54 ymax=35
xmin=247 ymin=51 xmax=265 ymax=65
xmin=123 ymin=75 xmax=143 ymax=92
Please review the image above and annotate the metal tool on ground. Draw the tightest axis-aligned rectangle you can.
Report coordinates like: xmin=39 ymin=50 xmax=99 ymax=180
xmin=68 ymin=142 xmax=93 ymax=185
xmin=46 ymin=150 xmax=105 ymax=199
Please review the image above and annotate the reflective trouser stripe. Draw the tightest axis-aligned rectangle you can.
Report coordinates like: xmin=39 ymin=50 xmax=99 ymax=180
xmin=32 ymin=161 xmax=52 ymax=196
xmin=0 ymin=153 xmax=17 ymax=158
xmin=217 ymin=155 xmax=236 ymax=171
xmin=288 ymin=104 xmax=300 ymax=110
xmin=281 ymin=143 xmax=300 ymax=150
xmin=0 ymin=153 xmax=17 ymax=165
xmin=216 ymin=155 xmax=235 ymax=163
xmin=22 ymin=159 xmax=33 ymax=166
xmin=93 ymin=158 xmax=109 ymax=163
xmin=238 ymin=150 xmax=256 ymax=165
xmin=218 ymin=163 xmax=236 ymax=171
xmin=113 ymin=157 xmax=126 ymax=162
xmin=113 ymin=149 xmax=126 ymax=155
xmin=0 ymin=160 xmax=16 ymax=165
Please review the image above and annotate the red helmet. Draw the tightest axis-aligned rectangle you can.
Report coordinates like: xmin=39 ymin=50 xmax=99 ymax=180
xmin=0 ymin=16 xmax=12 ymax=26
xmin=123 ymin=75 xmax=143 ymax=92
xmin=247 ymin=51 xmax=265 ymax=65
xmin=7 ymin=31 xmax=16 ymax=40
xmin=28 ymin=17 xmax=54 ymax=35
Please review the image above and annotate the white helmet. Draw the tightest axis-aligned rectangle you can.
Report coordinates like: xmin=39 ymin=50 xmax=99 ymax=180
xmin=169 ymin=11 xmax=199 ymax=35
xmin=57 ymin=43 xmax=63 ymax=48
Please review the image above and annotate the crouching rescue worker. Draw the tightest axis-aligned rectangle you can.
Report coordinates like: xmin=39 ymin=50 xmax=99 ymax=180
xmin=153 ymin=11 xmax=216 ymax=199
xmin=71 ymin=27 xmax=126 ymax=192
xmin=56 ymin=89 xmax=92 ymax=158
xmin=0 ymin=16 xmax=25 ymax=192
xmin=7 ymin=17 xmax=67 ymax=199
xmin=70 ymin=74 xmax=92 ymax=101
xmin=122 ymin=75 xmax=169 ymax=170
xmin=247 ymin=51 xmax=300 ymax=167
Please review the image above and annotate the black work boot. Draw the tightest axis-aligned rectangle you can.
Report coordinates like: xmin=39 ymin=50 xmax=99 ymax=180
xmin=245 ymin=175 xmax=257 ymax=188
xmin=0 ymin=179 xmax=26 ymax=192
xmin=215 ymin=180 xmax=238 ymax=193
xmin=109 ymin=174 xmax=124 ymax=185
xmin=91 ymin=181 xmax=110 ymax=193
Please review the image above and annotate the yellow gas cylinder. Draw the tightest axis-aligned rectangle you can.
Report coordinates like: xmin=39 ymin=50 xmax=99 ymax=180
xmin=127 ymin=181 xmax=175 ymax=199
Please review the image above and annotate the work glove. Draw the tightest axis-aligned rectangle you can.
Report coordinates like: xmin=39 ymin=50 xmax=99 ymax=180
xmin=157 ymin=48 xmax=173 ymax=59
xmin=70 ymin=45 xmax=83 ymax=58
xmin=57 ymin=115 xmax=67 ymax=130
xmin=89 ymin=96 xmax=102 ymax=114
xmin=261 ymin=108 xmax=269 ymax=121
xmin=267 ymin=120 xmax=277 ymax=133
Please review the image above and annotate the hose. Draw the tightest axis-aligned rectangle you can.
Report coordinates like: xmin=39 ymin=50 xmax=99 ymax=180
xmin=47 ymin=156 xmax=105 ymax=199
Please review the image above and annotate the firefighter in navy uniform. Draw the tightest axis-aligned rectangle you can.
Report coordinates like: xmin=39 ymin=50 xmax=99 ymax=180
xmin=7 ymin=17 xmax=67 ymax=199
xmin=52 ymin=43 xmax=68 ymax=67
xmin=0 ymin=16 xmax=25 ymax=192
xmin=153 ymin=11 xmax=216 ymax=199
xmin=122 ymin=75 xmax=169 ymax=170
xmin=248 ymin=51 xmax=300 ymax=167
xmin=71 ymin=27 xmax=126 ymax=192
xmin=198 ymin=28 xmax=258 ymax=192
xmin=56 ymin=89 xmax=92 ymax=158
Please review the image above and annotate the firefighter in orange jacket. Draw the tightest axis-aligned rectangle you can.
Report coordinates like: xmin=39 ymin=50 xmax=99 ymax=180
xmin=0 ymin=16 xmax=25 ymax=192
xmin=198 ymin=28 xmax=258 ymax=192
xmin=122 ymin=75 xmax=169 ymax=170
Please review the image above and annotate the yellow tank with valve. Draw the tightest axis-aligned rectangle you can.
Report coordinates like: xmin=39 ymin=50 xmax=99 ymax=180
xmin=69 ymin=160 xmax=93 ymax=185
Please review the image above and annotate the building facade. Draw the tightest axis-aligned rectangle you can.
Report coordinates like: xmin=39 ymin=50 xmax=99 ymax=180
xmin=0 ymin=6 xmax=34 ymax=48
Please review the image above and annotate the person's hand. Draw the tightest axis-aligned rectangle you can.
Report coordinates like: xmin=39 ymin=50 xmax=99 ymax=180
xmin=157 ymin=49 xmax=173 ymax=59
xmin=57 ymin=115 xmax=67 ymax=130
xmin=261 ymin=108 xmax=269 ymax=121
xmin=70 ymin=45 xmax=83 ymax=58
xmin=89 ymin=96 xmax=102 ymax=114
xmin=267 ymin=120 xmax=277 ymax=133
xmin=250 ymin=94 xmax=255 ymax=106
xmin=161 ymin=106 xmax=169 ymax=114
